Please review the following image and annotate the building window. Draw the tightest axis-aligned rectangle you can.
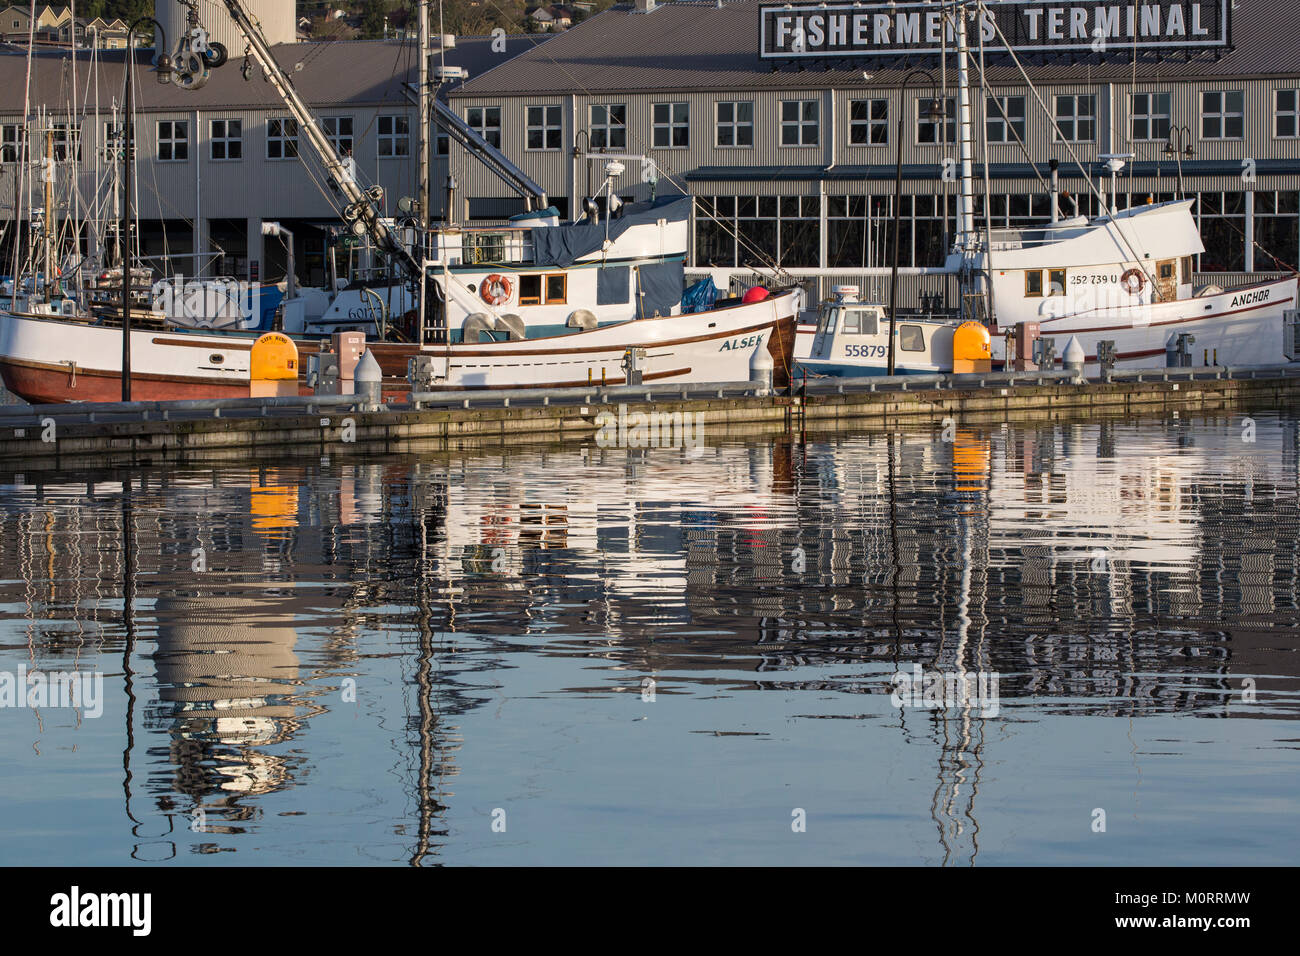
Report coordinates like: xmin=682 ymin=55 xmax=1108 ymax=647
xmin=1276 ymin=90 xmax=1300 ymax=138
xmin=1055 ymin=94 xmax=1096 ymax=142
xmin=50 ymin=123 xmax=79 ymax=161
xmin=210 ymin=119 xmax=241 ymax=160
xmin=589 ymin=104 xmax=626 ymax=149
xmin=1255 ymin=191 xmax=1300 ymax=271
xmin=1 ymin=123 xmax=26 ymax=163
xmin=526 ymin=105 xmax=561 ymax=151
xmin=322 ymin=116 xmax=353 ymax=154
xmin=267 ymin=117 xmax=298 ymax=159
xmin=652 ymin=102 xmax=689 ymax=149
xmin=466 ymin=106 xmax=501 ymax=148
xmin=1130 ymin=92 xmax=1171 ymax=141
xmin=435 ymin=131 xmax=449 ymax=156
xmin=1201 ymin=90 xmax=1244 ymax=140
xmin=781 ymin=100 xmax=819 ymax=147
xmin=694 ymin=195 xmax=819 ymax=269
xmin=827 ymin=194 xmax=960 ymax=269
xmin=986 ymin=96 xmax=1026 ymax=144
xmin=1195 ymin=192 xmax=1246 ymax=271
xmin=715 ymin=101 xmax=753 ymax=147
xmin=378 ymin=115 xmax=409 ymax=157
xmin=157 ymin=120 xmax=187 ymax=161
xmin=849 ymin=98 xmax=888 ymax=146
xmin=916 ymin=97 xmax=957 ymax=144
xmin=101 ymin=121 xmax=133 ymax=161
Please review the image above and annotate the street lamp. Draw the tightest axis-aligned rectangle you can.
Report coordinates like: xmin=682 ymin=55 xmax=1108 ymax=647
xmin=119 ymin=17 xmax=172 ymax=402
xmin=888 ymin=70 xmax=943 ymax=375
xmin=1163 ymin=125 xmax=1195 ymax=200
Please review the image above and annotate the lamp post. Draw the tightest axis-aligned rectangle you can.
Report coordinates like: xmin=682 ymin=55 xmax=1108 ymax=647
xmin=1163 ymin=125 xmax=1195 ymax=201
xmin=888 ymin=70 xmax=942 ymax=375
xmin=119 ymin=18 xmax=172 ymax=402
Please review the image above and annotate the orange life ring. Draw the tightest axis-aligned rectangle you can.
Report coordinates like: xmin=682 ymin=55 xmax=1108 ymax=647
xmin=1120 ymin=268 xmax=1147 ymax=295
xmin=480 ymin=274 xmax=511 ymax=306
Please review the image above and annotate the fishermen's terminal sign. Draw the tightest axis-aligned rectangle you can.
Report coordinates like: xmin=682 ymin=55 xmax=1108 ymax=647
xmin=759 ymin=1 xmax=1231 ymax=58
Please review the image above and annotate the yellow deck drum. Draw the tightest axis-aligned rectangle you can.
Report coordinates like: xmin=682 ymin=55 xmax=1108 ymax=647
xmin=250 ymin=332 xmax=300 ymax=397
xmin=952 ymin=321 xmax=992 ymax=373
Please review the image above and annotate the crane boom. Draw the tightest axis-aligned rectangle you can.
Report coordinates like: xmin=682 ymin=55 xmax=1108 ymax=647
xmin=214 ymin=0 xmax=423 ymax=281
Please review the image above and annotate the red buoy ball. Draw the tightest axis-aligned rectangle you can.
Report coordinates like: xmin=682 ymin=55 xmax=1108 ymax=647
xmin=742 ymin=286 xmax=771 ymax=303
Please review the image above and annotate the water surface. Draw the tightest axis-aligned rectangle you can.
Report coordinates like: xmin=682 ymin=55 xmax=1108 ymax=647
xmin=1 ymin=412 xmax=1298 ymax=865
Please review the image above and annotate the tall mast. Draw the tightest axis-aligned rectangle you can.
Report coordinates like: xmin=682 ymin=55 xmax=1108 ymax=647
xmin=954 ymin=1 xmax=976 ymax=251
xmin=417 ymin=0 xmax=430 ymax=227
xmin=43 ymin=127 xmax=54 ymax=299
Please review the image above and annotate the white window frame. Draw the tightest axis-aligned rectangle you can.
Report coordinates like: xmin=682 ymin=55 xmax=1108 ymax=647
xmin=377 ymin=114 xmax=410 ymax=158
xmin=466 ymin=106 xmax=502 ymax=149
xmin=780 ymin=99 xmax=819 ymax=147
xmin=589 ymin=103 xmax=627 ymax=150
xmin=1201 ymin=90 xmax=1244 ymax=140
xmin=266 ymin=117 xmax=298 ymax=160
xmin=1 ymin=123 xmax=27 ymax=163
xmin=209 ymin=118 xmax=242 ymax=160
xmin=156 ymin=119 xmax=188 ymax=162
xmin=916 ymin=97 xmax=957 ymax=145
xmin=652 ymin=102 xmax=689 ymax=149
xmin=715 ymin=101 xmax=753 ymax=148
xmin=322 ymin=116 xmax=354 ymax=155
xmin=525 ymin=104 xmax=561 ymax=151
xmin=848 ymin=98 xmax=888 ymax=146
xmin=1054 ymin=94 xmax=1096 ymax=143
xmin=986 ymin=96 xmax=1026 ymax=144
xmin=1130 ymin=92 xmax=1171 ymax=142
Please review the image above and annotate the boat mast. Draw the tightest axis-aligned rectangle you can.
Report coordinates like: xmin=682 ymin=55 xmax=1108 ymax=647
xmin=43 ymin=128 xmax=54 ymax=300
xmin=954 ymin=0 xmax=976 ymax=252
xmin=417 ymin=0 xmax=430 ymax=228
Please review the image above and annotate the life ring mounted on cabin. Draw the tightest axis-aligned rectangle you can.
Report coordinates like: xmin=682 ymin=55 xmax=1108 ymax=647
xmin=480 ymin=274 xmax=512 ymax=306
xmin=1120 ymin=268 xmax=1147 ymax=295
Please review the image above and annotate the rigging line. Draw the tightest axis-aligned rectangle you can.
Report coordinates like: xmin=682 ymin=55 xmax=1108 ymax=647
xmin=972 ymin=0 xmax=1155 ymax=289
xmin=472 ymin=0 xmax=793 ymax=283
xmin=9 ymin=0 xmax=37 ymax=294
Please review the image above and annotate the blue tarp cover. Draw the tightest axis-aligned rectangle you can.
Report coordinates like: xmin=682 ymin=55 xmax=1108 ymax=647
xmin=637 ymin=261 xmax=683 ymax=317
xmin=680 ymin=276 xmax=718 ymax=314
xmin=531 ymin=196 xmax=691 ymax=268
xmin=596 ymin=266 xmax=630 ymax=305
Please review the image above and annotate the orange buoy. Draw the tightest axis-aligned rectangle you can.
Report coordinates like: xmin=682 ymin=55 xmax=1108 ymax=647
xmin=952 ymin=321 xmax=992 ymax=373
xmin=250 ymin=331 xmax=299 ymax=397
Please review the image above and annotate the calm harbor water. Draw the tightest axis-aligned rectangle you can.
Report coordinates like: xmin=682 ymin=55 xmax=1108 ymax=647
xmin=1 ymin=411 xmax=1298 ymax=866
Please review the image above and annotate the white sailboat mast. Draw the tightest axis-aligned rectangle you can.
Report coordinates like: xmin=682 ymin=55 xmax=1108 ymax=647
xmin=954 ymin=1 xmax=976 ymax=251
xmin=417 ymin=0 xmax=429 ymax=226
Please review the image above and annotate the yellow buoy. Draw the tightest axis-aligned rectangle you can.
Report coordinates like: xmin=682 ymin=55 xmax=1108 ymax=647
xmin=952 ymin=321 xmax=992 ymax=373
xmin=250 ymin=331 xmax=300 ymax=397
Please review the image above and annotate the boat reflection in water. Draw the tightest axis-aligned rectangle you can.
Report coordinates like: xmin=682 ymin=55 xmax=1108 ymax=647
xmin=1 ymin=413 xmax=1299 ymax=865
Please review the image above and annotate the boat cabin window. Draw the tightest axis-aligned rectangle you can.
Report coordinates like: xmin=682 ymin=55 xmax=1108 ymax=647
xmin=1181 ymin=256 xmax=1194 ymax=281
xmin=840 ymin=308 xmax=879 ymax=335
xmin=520 ymin=273 xmax=567 ymax=306
xmin=546 ymin=274 xmax=567 ymax=305
xmin=1048 ymin=269 xmax=1066 ymax=295
xmin=818 ymin=309 xmax=839 ymax=334
xmin=899 ymin=324 xmax=926 ymax=351
xmin=1158 ymin=261 xmax=1175 ymax=281
xmin=1025 ymin=270 xmax=1044 ymax=297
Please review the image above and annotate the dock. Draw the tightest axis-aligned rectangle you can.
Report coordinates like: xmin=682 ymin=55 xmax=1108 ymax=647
xmin=3 ymin=365 xmax=1300 ymax=470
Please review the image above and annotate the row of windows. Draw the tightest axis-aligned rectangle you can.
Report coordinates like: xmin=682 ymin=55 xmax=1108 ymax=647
xmin=0 ymin=115 xmax=412 ymax=163
xmin=694 ymin=192 xmax=1300 ymax=272
xmin=512 ymin=89 xmax=1300 ymax=152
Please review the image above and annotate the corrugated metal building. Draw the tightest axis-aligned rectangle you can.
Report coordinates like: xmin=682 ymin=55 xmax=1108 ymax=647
xmin=449 ymin=0 xmax=1300 ymax=299
xmin=0 ymin=33 xmax=547 ymax=283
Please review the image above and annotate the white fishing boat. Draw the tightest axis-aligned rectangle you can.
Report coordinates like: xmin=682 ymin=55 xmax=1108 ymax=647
xmin=0 ymin=0 xmax=798 ymax=403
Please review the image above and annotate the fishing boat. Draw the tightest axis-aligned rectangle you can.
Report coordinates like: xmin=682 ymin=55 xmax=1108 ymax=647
xmin=0 ymin=0 xmax=798 ymax=403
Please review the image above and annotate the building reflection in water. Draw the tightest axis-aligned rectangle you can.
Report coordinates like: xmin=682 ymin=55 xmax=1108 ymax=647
xmin=1 ymin=413 xmax=1299 ymax=863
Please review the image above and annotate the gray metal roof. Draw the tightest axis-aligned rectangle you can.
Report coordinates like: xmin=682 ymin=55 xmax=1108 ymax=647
xmin=0 ymin=34 xmax=551 ymax=114
xmin=454 ymin=0 xmax=1300 ymax=97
